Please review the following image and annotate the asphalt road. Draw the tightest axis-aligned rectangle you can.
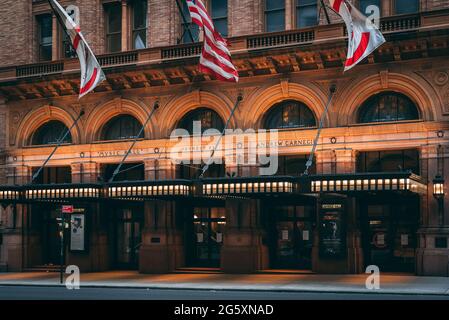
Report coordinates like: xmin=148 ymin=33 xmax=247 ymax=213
xmin=0 ymin=285 xmax=448 ymax=300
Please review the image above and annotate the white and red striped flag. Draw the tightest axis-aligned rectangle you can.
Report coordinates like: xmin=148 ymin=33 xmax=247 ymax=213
xmin=328 ymin=0 xmax=385 ymax=71
xmin=49 ymin=0 xmax=106 ymax=98
xmin=185 ymin=0 xmax=239 ymax=82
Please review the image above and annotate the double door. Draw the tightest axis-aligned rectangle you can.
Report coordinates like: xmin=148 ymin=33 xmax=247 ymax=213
xmin=362 ymin=196 xmax=419 ymax=273
xmin=271 ymin=205 xmax=314 ymax=270
xmin=41 ymin=208 xmax=62 ymax=265
xmin=114 ymin=207 xmax=143 ymax=269
xmin=191 ymin=207 xmax=226 ymax=267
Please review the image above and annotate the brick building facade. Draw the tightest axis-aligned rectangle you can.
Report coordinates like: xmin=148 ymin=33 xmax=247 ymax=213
xmin=0 ymin=0 xmax=449 ymax=276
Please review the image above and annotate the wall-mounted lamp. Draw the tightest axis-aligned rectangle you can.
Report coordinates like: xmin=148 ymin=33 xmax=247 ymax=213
xmin=433 ymin=175 xmax=445 ymax=225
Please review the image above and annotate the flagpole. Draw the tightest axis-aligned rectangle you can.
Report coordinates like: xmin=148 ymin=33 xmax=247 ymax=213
xmin=303 ymin=84 xmax=336 ymax=176
xmin=31 ymin=110 xmax=85 ymax=184
xmin=108 ymin=101 xmax=160 ymax=183
xmin=320 ymin=0 xmax=331 ymax=25
xmin=199 ymin=94 xmax=242 ymax=178
xmin=175 ymin=0 xmax=195 ymax=43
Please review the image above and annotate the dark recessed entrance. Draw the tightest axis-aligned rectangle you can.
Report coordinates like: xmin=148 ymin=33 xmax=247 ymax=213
xmin=266 ymin=200 xmax=315 ymax=270
xmin=39 ymin=206 xmax=62 ymax=265
xmin=186 ymin=207 xmax=226 ymax=268
xmin=113 ymin=204 xmax=143 ymax=269
xmin=360 ymin=194 xmax=419 ymax=273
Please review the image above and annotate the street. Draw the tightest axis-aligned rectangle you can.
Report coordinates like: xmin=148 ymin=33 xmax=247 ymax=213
xmin=0 ymin=285 xmax=448 ymax=300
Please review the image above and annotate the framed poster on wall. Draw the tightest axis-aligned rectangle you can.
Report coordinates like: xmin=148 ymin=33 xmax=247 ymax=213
xmin=70 ymin=213 xmax=85 ymax=251
xmin=319 ymin=202 xmax=346 ymax=258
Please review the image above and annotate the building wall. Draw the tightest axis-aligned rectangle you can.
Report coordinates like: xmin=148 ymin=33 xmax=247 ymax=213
xmin=1 ymin=0 xmax=449 ymax=66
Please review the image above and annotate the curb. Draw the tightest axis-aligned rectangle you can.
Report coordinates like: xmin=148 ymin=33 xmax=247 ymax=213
xmin=0 ymin=282 xmax=448 ymax=297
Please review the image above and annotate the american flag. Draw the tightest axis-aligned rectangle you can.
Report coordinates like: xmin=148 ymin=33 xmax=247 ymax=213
xmin=185 ymin=0 xmax=239 ymax=82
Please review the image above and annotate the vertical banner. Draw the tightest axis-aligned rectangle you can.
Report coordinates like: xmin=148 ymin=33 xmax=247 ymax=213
xmin=70 ymin=213 xmax=85 ymax=251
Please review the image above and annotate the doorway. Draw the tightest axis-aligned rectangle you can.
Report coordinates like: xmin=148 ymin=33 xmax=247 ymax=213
xmin=189 ymin=207 xmax=226 ymax=267
xmin=40 ymin=208 xmax=62 ymax=265
xmin=361 ymin=195 xmax=419 ymax=273
xmin=269 ymin=205 xmax=314 ymax=270
xmin=114 ymin=207 xmax=143 ymax=269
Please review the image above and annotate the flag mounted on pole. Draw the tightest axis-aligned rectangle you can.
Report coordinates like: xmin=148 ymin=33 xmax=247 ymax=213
xmin=328 ymin=0 xmax=385 ymax=71
xmin=48 ymin=0 xmax=106 ymax=98
xmin=185 ymin=0 xmax=239 ymax=82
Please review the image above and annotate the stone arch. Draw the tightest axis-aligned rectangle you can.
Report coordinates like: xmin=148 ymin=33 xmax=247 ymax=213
xmin=159 ymin=90 xmax=236 ymax=136
xmin=16 ymin=105 xmax=82 ymax=147
xmin=244 ymin=81 xmax=328 ymax=129
xmin=336 ymin=72 xmax=436 ymax=125
xmin=85 ymin=98 xmax=152 ymax=142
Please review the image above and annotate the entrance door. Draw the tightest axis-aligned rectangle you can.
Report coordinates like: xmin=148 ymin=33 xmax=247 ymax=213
xmin=41 ymin=208 xmax=62 ymax=265
xmin=362 ymin=197 xmax=419 ymax=272
xmin=272 ymin=205 xmax=314 ymax=269
xmin=115 ymin=208 xmax=143 ymax=269
xmin=191 ymin=207 xmax=226 ymax=267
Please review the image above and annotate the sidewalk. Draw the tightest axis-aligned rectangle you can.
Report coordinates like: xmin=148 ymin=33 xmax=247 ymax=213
xmin=0 ymin=271 xmax=449 ymax=295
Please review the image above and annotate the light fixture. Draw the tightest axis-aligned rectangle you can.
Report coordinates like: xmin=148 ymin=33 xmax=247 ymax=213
xmin=433 ymin=175 xmax=445 ymax=199
xmin=433 ymin=175 xmax=445 ymax=226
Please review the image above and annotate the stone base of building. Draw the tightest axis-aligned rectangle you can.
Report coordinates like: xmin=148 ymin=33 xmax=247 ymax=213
xmin=221 ymin=245 xmax=269 ymax=273
xmin=139 ymin=244 xmax=185 ymax=273
xmin=416 ymin=228 xmax=449 ymax=276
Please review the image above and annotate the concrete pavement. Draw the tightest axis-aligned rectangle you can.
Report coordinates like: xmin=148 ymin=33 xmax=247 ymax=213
xmin=0 ymin=271 xmax=448 ymax=296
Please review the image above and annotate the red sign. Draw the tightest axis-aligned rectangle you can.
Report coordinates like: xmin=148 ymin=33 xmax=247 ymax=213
xmin=62 ymin=205 xmax=74 ymax=213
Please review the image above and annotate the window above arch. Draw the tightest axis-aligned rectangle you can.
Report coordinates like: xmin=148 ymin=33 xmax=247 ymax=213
xmin=177 ymin=108 xmax=225 ymax=135
xmin=357 ymin=92 xmax=419 ymax=124
xmin=357 ymin=149 xmax=420 ymax=175
xmin=264 ymin=100 xmax=316 ymax=129
xmin=100 ymin=114 xmax=143 ymax=141
xmin=30 ymin=120 xmax=72 ymax=145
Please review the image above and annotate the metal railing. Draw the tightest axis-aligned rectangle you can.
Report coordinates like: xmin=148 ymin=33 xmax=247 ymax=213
xmin=247 ymin=30 xmax=315 ymax=49
xmin=161 ymin=43 xmax=203 ymax=59
xmin=16 ymin=62 xmax=64 ymax=78
xmin=379 ymin=14 xmax=421 ymax=33
xmin=98 ymin=51 xmax=138 ymax=66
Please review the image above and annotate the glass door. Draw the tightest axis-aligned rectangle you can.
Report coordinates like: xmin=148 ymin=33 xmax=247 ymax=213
xmin=365 ymin=205 xmax=392 ymax=269
xmin=115 ymin=208 xmax=142 ymax=269
xmin=192 ymin=207 xmax=226 ymax=267
xmin=362 ymin=196 xmax=419 ymax=273
xmin=272 ymin=205 xmax=314 ymax=269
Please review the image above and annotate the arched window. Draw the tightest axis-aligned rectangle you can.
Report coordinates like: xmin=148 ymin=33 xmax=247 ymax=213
xmin=264 ymin=100 xmax=316 ymax=129
xmin=101 ymin=115 xmax=143 ymax=140
xmin=357 ymin=92 xmax=419 ymax=124
xmin=177 ymin=108 xmax=225 ymax=134
xmin=31 ymin=120 xmax=72 ymax=145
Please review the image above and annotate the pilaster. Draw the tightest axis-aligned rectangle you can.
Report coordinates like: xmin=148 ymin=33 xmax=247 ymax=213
xmin=144 ymin=158 xmax=176 ymax=180
xmin=221 ymin=198 xmax=269 ymax=273
xmin=139 ymin=200 xmax=184 ymax=273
